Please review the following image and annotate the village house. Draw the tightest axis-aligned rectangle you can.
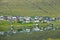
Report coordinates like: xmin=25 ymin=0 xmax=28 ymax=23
xmin=33 ymin=26 xmax=40 ymax=31
xmin=46 ymin=26 xmax=53 ymax=30
xmin=0 ymin=32 xmax=4 ymax=35
xmin=55 ymin=18 xmax=60 ymax=21
xmin=52 ymin=17 xmax=55 ymax=21
xmin=32 ymin=24 xmax=40 ymax=31
xmin=41 ymin=20 xmax=48 ymax=23
xmin=55 ymin=27 xmax=60 ymax=30
xmin=44 ymin=24 xmax=54 ymax=30
xmin=33 ymin=16 xmax=40 ymax=23
xmin=38 ymin=27 xmax=44 ymax=31
xmin=0 ymin=16 xmax=4 ymax=20
xmin=16 ymin=16 xmax=23 ymax=20
xmin=3 ymin=16 xmax=18 ymax=21
xmin=23 ymin=17 xmax=31 ymax=23
xmin=39 ymin=16 xmax=43 ymax=21
xmin=3 ymin=16 xmax=8 ymax=20
xmin=41 ymin=16 xmax=53 ymax=23
xmin=18 ymin=16 xmax=24 ymax=22
xmin=13 ymin=16 xmax=24 ymax=23
xmin=43 ymin=16 xmax=53 ymax=21
xmin=25 ymin=29 xmax=31 ymax=32
xmin=6 ymin=16 xmax=12 ymax=21
xmin=33 ymin=20 xmax=40 ymax=23
xmin=11 ymin=16 xmax=17 ymax=21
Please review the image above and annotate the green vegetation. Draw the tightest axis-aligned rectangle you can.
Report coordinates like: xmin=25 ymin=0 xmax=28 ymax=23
xmin=0 ymin=0 xmax=60 ymax=31
xmin=0 ymin=0 xmax=60 ymax=40
xmin=0 ymin=30 xmax=60 ymax=40
xmin=0 ymin=20 xmax=60 ymax=31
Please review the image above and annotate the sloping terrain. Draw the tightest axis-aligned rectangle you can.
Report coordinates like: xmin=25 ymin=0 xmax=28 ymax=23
xmin=0 ymin=30 xmax=60 ymax=40
xmin=0 ymin=0 xmax=60 ymax=17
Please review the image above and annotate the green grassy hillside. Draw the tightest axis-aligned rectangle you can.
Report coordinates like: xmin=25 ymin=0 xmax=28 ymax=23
xmin=0 ymin=0 xmax=60 ymax=17
xmin=0 ymin=0 xmax=60 ymax=31
xmin=0 ymin=30 xmax=60 ymax=40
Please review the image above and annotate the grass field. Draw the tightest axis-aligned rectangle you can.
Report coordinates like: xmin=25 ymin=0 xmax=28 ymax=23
xmin=0 ymin=0 xmax=60 ymax=31
xmin=0 ymin=20 xmax=60 ymax=31
xmin=0 ymin=0 xmax=60 ymax=40
xmin=0 ymin=30 xmax=60 ymax=40
xmin=0 ymin=0 xmax=60 ymax=17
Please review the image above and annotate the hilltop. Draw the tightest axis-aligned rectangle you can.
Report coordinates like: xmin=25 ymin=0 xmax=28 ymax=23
xmin=0 ymin=0 xmax=60 ymax=17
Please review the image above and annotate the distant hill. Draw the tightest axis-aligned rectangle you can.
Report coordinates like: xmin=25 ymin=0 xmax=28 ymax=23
xmin=0 ymin=0 xmax=60 ymax=17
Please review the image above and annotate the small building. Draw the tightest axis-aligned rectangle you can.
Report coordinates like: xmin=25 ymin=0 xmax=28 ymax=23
xmin=23 ymin=17 xmax=31 ymax=23
xmin=18 ymin=16 xmax=24 ymax=21
xmin=52 ymin=18 xmax=55 ymax=21
xmin=25 ymin=29 xmax=30 ymax=32
xmin=7 ymin=16 xmax=12 ymax=21
xmin=32 ymin=16 xmax=40 ymax=23
xmin=45 ymin=26 xmax=53 ymax=30
xmin=3 ymin=16 xmax=8 ymax=20
xmin=33 ymin=24 xmax=40 ymax=31
xmin=12 ymin=31 xmax=17 ymax=34
xmin=12 ymin=16 xmax=17 ymax=21
xmin=10 ymin=25 xmax=14 ymax=31
xmin=33 ymin=27 xmax=40 ymax=31
xmin=34 ymin=16 xmax=39 ymax=19
xmin=0 ymin=32 xmax=4 ymax=35
xmin=41 ymin=20 xmax=50 ymax=23
xmin=17 ymin=28 xmax=25 ymax=33
xmin=43 ymin=16 xmax=53 ymax=21
xmin=0 ymin=16 xmax=4 ymax=20
xmin=17 ymin=16 xmax=24 ymax=23
xmin=55 ymin=27 xmax=60 ymax=30
xmin=34 ymin=20 xmax=40 ymax=23
xmin=39 ymin=16 xmax=43 ymax=21
xmin=55 ymin=18 xmax=60 ymax=21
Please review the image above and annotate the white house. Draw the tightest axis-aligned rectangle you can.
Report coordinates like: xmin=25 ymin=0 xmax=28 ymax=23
xmin=0 ymin=16 xmax=4 ymax=20
xmin=46 ymin=27 xmax=53 ymax=30
xmin=18 ymin=16 xmax=24 ymax=22
xmin=55 ymin=18 xmax=60 ymax=22
xmin=25 ymin=29 xmax=30 ymax=32
xmin=41 ymin=20 xmax=50 ymax=23
xmin=7 ymin=16 xmax=12 ymax=21
xmin=33 ymin=25 xmax=40 ymax=31
xmin=12 ymin=31 xmax=17 ymax=34
xmin=34 ymin=20 xmax=40 ymax=23
xmin=16 ymin=16 xmax=25 ymax=23
xmin=33 ymin=16 xmax=40 ymax=23
xmin=0 ymin=32 xmax=4 ymax=35
xmin=33 ymin=27 xmax=40 ymax=31
xmin=52 ymin=18 xmax=55 ymax=21
xmin=12 ymin=16 xmax=17 ymax=21
xmin=23 ymin=17 xmax=31 ymax=23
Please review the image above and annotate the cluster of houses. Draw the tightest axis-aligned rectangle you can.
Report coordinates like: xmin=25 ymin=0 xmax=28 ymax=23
xmin=0 ymin=16 xmax=60 ymax=36
xmin=0 ymin=24 xmax=60 ymax=36
xmin=0 ymin=16 xmax=60 ymax=23
xmin=16 ymin=24 xmax=58 ymax=33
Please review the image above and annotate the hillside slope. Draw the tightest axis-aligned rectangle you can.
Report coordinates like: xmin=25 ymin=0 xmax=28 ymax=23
xmin=0 ymin=0 xmax=60 ymax=17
